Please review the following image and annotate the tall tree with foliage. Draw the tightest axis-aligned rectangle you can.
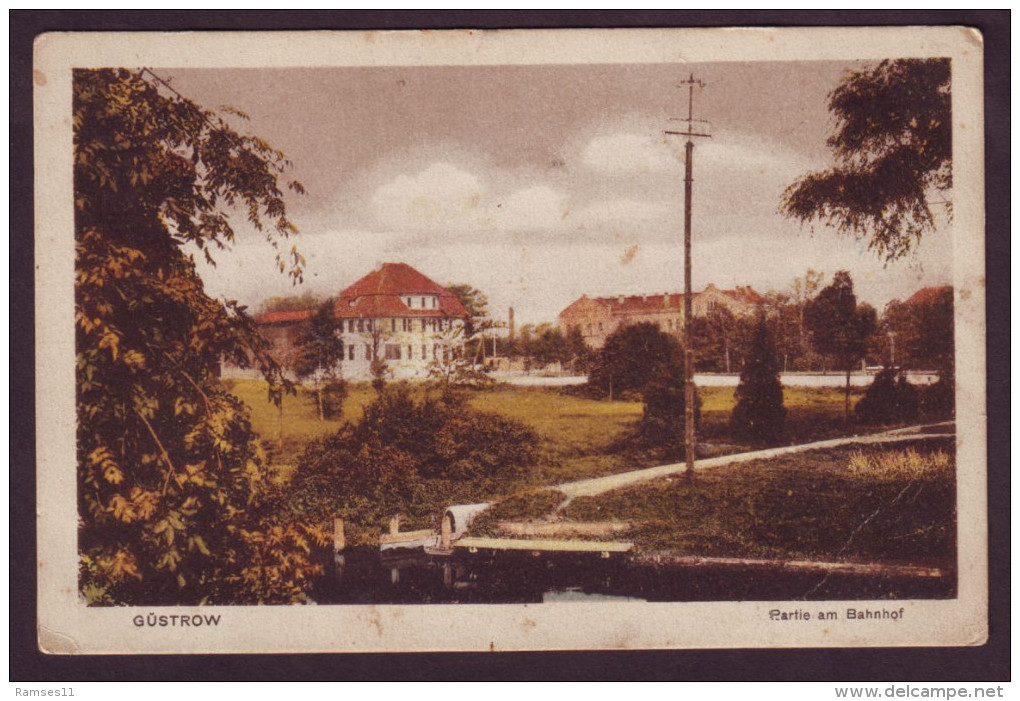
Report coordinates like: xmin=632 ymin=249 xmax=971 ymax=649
xmin=878 ymin=287 xmax=954 ymax=372
xmin=804 ymin=271 xmax=878 ymax=422
xmin=730 ymin=316 xmax=786 ymax=445
xmin=294 ymin=299 xmax=345 ymax=421
xmin=563 ymin=324 xmax=592 ymax=372
xmin=588 ymin=323 xmax=683 ymax=400
xmin=688 ymin=306 xmax=756 ymax=373
xmin=446 ymin=283 xmax=489 ymax=338
xmin=75 ymin=68 xmax=325 ymax=605
xmin=789 ymin=268 xmax=824 ymax=355
xmin=781 ymin=59 xmax=951 ymax=261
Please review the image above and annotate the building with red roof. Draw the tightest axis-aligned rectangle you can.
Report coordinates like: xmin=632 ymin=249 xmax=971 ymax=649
xmin=903 ymin=285 xmax=953 ymax=307
xmin=252 ymin=263 xmax=470 ymax=380
xmin=558 ymin=283 xmax=765 ymax=349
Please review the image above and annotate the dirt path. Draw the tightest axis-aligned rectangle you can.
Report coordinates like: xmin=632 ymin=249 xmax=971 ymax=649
xmin=555 ymin=422 xmax=954 ymax=500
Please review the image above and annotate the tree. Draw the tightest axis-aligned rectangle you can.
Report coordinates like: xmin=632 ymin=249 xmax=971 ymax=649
xmin=259 ymin=292 xmax=324 ymax=314
xmin=789 ymin=268 xmax=824 ymax=356
xmin=781 ymin=59 xmax=951 ymax=261
xmin=446 ymin=283 xmax=489 ymax=338
xmin=688 ymin=306 xmax=754 ymax=373
xmin=294 ymin=299 xmax=346 ymax=421
xmin=804 ymin=272 xmax=878 ymax=422
xmin=730 ymin=316 xmax=786 ymax=445
xmin=75 ymin=69 xmax=324 ymax=605
xmin=640 ymin=363 xmax=701 ymax=460
xmin=427 ymin=324 xmax=493 ymax=388
xmin=759 ymin=290 xmax=803 ymax=372
xmin=854 ymin=368 xmax=918 ymax=426
xmin=588 ymin=323 xmax=682 ymax=400
xmin=563 ymin=324 xmax=593 ymax=373
xmin=878 ymin=287 xmax=954 ymax=372
xmin=446 ymin=283 xmax=489 ymax=318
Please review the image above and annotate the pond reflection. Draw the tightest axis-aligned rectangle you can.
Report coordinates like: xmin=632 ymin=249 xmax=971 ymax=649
xmin=313 ymin=548 xmax=954 ymax=605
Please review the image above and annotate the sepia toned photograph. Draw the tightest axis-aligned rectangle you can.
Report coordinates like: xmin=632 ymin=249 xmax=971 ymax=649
xmin=34 ymin=26 xmax=987 ymax=654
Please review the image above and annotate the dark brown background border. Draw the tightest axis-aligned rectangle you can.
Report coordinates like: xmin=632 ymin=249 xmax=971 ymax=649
xmin=10 ymin=9 xmax=1010 ymax=681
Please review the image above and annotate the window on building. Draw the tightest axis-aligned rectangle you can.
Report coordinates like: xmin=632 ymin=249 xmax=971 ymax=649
xmin=366 ymin=319 xmax=373 ymax=331
xmin=421 ymin=319 xmax=427 ymax=332
xmin=348 ymin=345 xmax=355 ymax=361
xmin=391 ymin=318 xmax=396 ymax=332
xmin=422 ymin=344 xmax=427 ymax=360
xmin=407 ymin=344 xmax=413 ymax=359
xmin=420 ymin=297 xmax=426 ymax=308
xmin=384 ymin=344 xmax=401 ymax=360
xmin=357 ymin=319 xmax=364 ymax=333
xmin=364 ymin=344 xmax=372 ymax=360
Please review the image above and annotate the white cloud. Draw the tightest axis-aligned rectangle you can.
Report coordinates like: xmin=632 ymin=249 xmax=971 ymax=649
xmin=582 ymin=132 xmax=678 ymax=174
xmin=697 ymin=131 xmax=816 ymax=182
xmin=574 ymin=198 xmax=672 ymax=229
xmin=492 ymin=185 xmax=568 ymax=232
xmin=372 ymin=162 xmax=486 ymax=231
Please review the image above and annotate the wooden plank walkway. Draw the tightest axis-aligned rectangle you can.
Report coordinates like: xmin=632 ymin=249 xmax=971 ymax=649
xmin=454 ymin=537 xmax=633 ymax=554
xmin=379 ymin=528 xmax=437 ymax=545
xmin=496 ymin=521 xmax=631 ymax=538
xmin=555 ymin=422 xmax=954 ymax=500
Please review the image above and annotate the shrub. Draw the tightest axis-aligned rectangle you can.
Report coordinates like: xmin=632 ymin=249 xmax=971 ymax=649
xmin=855 ymin=368 xmax=919 ymax=425
xmin=639 ymin=366 xmax=702 ymax=460
xmin=285 ymin=387 xmax=539 ymax=533
xmin=730 ymin=316 xmax=786 ymax=445
xmin=920 ymin=365 xmax=955 ymax=420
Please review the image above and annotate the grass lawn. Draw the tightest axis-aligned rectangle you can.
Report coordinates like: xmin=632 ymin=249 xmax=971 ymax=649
xmin=225 ymin=377 xmax=871 ymax=486
xmin=563 ymin=438 xmax=956 ymax=567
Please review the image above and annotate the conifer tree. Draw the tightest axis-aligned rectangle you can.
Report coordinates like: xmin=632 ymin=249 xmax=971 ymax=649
xmin=730 ymin=315 xmax=786 ymax=445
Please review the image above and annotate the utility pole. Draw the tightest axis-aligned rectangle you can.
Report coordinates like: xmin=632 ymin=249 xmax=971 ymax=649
xmin=666 ymin=74 xmax=710 ymax=481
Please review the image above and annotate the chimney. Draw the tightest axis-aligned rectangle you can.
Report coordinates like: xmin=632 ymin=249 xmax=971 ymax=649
xmin=663 ymin=293 xmax=670 ymax=309
xmin=618 ymin=295 xmax=625 ymax=304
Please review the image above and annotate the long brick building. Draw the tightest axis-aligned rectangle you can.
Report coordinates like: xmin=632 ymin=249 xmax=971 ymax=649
xmin=558 ymin=284 xmax=764 ymax=349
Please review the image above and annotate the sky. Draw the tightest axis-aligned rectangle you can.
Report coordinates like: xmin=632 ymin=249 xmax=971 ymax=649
xmin=166 ymin=61 xmax=953 ymax=326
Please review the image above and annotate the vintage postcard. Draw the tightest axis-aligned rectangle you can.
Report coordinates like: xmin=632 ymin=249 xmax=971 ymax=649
xmin=35 ymin=27 xmax=986 ymax=653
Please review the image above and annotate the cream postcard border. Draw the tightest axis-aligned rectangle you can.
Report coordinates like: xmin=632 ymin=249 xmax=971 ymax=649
xmin=34 ymin=27 xmax=987 ymax=654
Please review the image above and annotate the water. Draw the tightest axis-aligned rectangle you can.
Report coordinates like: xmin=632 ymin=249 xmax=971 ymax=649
xmin=312 ymin=548 xmax=954 ymax=605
